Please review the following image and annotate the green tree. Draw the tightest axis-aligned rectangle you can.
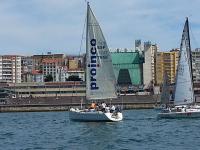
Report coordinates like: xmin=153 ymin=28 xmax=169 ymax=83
xmin=44 ymin=74 xmax=53 ymax=82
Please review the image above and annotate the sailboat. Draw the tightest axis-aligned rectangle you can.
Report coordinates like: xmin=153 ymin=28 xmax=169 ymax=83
xmin=69 ymin=3 xmax=123 ymax=121
xmin=154 ymin=72 xmax=170 ymax=110
xmin=158 ymin=17 xmax=200 ymax=118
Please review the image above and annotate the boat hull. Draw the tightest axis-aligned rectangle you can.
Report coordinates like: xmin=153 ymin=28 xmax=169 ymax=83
xmin=69 ymin=108 xmax=123 ymax=122
xmin=158 ymin=109 xmax=200 ymax=119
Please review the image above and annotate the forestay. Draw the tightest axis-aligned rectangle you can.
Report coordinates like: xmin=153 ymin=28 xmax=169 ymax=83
xmin=86 ymin=4 xmax=117 ymax=100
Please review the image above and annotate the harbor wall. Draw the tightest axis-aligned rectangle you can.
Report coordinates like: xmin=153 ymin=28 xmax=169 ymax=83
xmin=0 ymin=103 xmax=155 ymax=113
xmin=0 ymin=95 xmax=158 ymax=112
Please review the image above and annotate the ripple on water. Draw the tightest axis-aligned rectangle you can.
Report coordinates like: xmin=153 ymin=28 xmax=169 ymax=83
xmin=1 ymin=110 xmax=200 ymax=150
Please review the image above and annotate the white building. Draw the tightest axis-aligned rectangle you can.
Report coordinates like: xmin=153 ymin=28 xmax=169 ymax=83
xmin=0 ymin=55 xmax=21 ymax=83
xmin=42 ymin=59 xmax=60 ymax=82
xmin=21 ymin=56 xmax=33 ymax=73
xmin=143 ymin=42 xmax=158 ymax=89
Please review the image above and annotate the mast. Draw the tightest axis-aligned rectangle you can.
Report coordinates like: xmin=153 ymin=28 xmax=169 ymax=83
xmin=86 ymin=2 xmax=89 ymax=57
xmin=85 ymin=2 xmax=89 ymax=103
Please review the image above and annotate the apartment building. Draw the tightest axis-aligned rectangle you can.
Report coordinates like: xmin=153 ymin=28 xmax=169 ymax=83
xmin=42 ymin=58 xmax=60 ymax=82
xmin=0 ymin=55 xmax=21 ymax=83
xmin=155 ymin=49 xmax=179 ymax=85
xmin=32 ymin=53 xmax=65 ymax=71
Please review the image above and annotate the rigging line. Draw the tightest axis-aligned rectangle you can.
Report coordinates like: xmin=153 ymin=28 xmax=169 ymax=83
xmin=190 ymin=25 xmax=199 ymax=49
xmin=78 ymin=13 xmax=87 ymax=56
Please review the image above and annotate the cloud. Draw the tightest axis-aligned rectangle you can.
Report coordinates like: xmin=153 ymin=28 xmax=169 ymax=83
xmin=0 ymin=0 xmax=200 ymax=55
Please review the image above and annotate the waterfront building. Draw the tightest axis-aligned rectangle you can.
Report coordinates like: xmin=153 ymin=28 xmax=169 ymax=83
xmin=42 ymin=58 xmax=61 ymax=82
xmin=67 ymin=55 xmax=85 ymax=70
xmin=32 ymin=53 xmax=65 ymax=71
xmin=192 ymin=48 xmax=200 ymax=96
xmin=6 ymin=82 xmax=85 ymax=98
xmin=111 ymin=49 xmax=144 ymax=85
xmin=21 ymin=56 xmax=33 ymax=83
xmin=22 ymin=70 xmax=44 ymax=83
xmin=21 ymin=72 xmax=32 ymax=83
xmin=155 ymin=49 xmax=179 ymax=85
xmin=68 ymin=59 xmax=79 ymax=70
xmin=143 ymin=42 xmax=158 ymax=88
xmin=0 ymin=55 xmax=21 ymax=83
xmin=32 ymin=70 xmax=44 ymax=82
xmin=21 ymin=56 xmax=33 ymax=73
xmin=192 ymin=48 xmax=200 ymax=82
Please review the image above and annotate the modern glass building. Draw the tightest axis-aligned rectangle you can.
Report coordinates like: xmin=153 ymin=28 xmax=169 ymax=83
xmin=111 ymin=52 xmax=144 ymax=85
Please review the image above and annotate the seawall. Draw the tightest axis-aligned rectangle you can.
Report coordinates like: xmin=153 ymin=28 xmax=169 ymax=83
xmin=0 ymin=95 xmax=159 ymax=112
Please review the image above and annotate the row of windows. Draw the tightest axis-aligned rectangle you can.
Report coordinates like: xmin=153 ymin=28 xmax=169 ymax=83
xmin=19 ymin=90 xmax=85 ymax=94
xmin=9 ymin=84 xmax=86 ymax=89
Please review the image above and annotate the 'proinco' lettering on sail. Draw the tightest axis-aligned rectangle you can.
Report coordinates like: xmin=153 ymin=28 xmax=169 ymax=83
xmin=90 ymin=39 xmax=99 ymax=90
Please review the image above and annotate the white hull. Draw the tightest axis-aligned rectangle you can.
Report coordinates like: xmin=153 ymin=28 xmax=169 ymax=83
xmin=158 ymin=108 xmax=200 ymax=119
xmin=69 ymin=108 xmax=123 ymax=122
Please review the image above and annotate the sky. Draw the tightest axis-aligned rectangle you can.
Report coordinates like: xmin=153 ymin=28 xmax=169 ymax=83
xmin=0 ymin=0 xmax=200 ymax=56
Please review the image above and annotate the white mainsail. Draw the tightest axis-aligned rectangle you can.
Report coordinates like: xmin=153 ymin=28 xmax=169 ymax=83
xmin=174 ymin=18 xmax=194 ymax=105
xmin=86 ymin=4 xmax=117 ymax=100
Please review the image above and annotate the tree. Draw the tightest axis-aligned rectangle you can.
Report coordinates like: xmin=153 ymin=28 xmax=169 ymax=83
xmin=44 ymin=74 xmax=53 ymax=82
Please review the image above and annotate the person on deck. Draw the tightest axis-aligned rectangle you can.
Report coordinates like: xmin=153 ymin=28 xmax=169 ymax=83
xmin=110 ymin=105 xmax=115 ymax=113
xmin=101 ymin=102 xmax=107 ymax=112
xmin=90 ymin=102 xmax=96 ymax=109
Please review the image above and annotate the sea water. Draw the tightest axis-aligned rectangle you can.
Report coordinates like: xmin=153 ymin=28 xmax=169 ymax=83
xmin=0 ymin=110 xmax=200 ymax=150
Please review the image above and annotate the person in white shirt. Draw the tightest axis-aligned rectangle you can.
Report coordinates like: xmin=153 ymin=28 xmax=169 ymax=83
xmin=101 ymin=102 xmax=106 ymax=112
xmin=110 ymin=105 xmax=115 ymax=113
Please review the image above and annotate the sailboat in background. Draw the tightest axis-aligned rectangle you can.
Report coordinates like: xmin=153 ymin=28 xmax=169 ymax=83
xmin=154 ymin=72 xmax=170 ymax=110
xmin=158 ymin=17 xmax=200 ymax=118
xmin=69 ymin=3 xmax=123 ymax=121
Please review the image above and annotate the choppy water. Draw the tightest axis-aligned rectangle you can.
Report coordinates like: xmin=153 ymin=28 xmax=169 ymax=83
xmin=1 ymin=110 xmax=200 ymax=150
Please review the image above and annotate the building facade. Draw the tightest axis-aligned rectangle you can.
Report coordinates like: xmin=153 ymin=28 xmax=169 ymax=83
xmin=192 ymin=48 xmax=200 ymax=82
xmin=6 ymin=82 xmax=85 ymax=98
xmin=155 ymin=49 xmax=179 ymax=85
xmin=111 ymin=50 xmax=143 ymax=85
xmin=32 ymin=53 xmax=65 ymax=71
xmin=143 ymin=42 xmax=158 ymax=88
xmin=42 ymin=58 xmax=60 ymax=82
xmin=0 ymin=55 xmax=21 ymax=83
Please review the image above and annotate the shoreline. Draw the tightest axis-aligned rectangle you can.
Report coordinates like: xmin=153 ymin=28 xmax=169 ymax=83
xmin=0 ymin=102 xmax=155 ymax=113
xmin=0 ymin=94 xmax=158 ymax=112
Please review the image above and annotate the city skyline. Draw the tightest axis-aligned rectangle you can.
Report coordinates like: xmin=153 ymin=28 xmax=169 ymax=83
xmin=0 ymin=0 xmax=200 ymax=55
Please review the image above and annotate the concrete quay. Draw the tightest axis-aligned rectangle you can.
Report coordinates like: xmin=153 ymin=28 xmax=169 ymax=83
xmin=0 ymin=95 xmax=159 ymax=112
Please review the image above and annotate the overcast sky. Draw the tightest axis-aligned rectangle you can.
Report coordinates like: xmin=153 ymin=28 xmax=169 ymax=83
xmin=0 ymin=0 xmax=200 ymax=55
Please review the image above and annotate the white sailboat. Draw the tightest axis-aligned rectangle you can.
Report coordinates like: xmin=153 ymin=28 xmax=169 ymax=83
xmin=158 ymin=18 xmax=200 ymax=118
xmin=69 ymin=3 xmax=123 ymax=122
xmin=154 ymin=72 xmax=170 ymax=110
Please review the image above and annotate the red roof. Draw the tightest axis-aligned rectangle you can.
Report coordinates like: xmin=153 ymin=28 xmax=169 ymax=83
xmin=32 ymin=70 xmax=42 ymax=75
xmin=42 ymin=58 xmax=59 ymax=63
